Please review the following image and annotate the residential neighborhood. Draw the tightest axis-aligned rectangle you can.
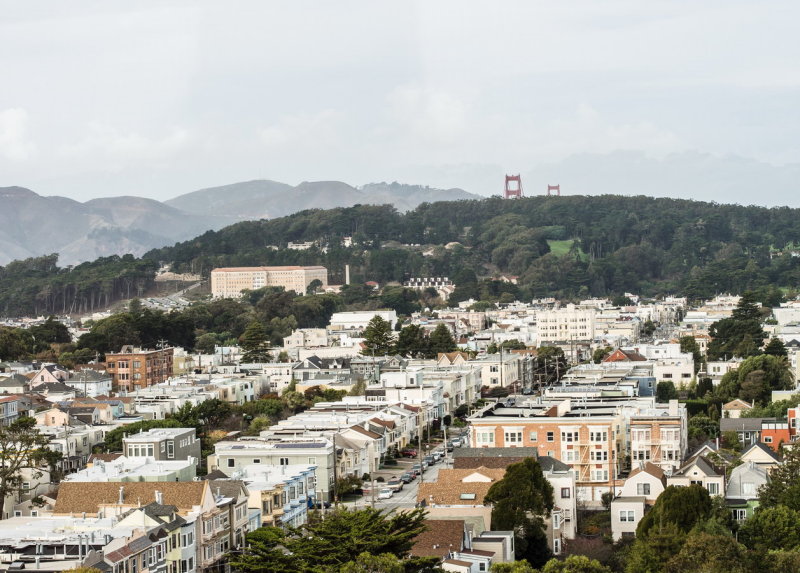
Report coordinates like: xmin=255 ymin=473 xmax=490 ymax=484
xmin=1 ymin=291 xmax=800 ymax=572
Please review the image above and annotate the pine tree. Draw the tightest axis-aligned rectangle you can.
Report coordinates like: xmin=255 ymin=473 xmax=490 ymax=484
xmin=240 ymin=320 xmax=272 ymax=363
xmin=427 ymin=323 xmax=457 ymax=356
xmin=362 ymin=316 xmax=395 ymax=355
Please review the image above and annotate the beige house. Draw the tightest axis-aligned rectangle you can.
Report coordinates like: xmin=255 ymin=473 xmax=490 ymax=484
xmin=667 ymin=455 xmax=725 ymax=497
xmin=722 ymin=399 xmax=752 ymax=419
xmin=611 ymin=496 xmax=646 ymax=541
xmin=618 ymin=462 xmax=666 ymax=504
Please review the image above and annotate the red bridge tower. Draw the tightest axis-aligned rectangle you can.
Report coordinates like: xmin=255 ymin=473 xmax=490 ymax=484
xmin=547 ymin=184 xmax=561 ymax=196
xmin=504 ymin=174 xmax=523 ymax=199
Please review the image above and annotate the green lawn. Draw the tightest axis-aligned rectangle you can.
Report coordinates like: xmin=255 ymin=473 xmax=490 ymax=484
xmin=547 ymin=239 xmax=588 ymax=260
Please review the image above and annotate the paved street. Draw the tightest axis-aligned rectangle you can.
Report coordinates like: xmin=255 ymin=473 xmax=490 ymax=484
xmin=340 ymin=453 xmax=453 ymax=512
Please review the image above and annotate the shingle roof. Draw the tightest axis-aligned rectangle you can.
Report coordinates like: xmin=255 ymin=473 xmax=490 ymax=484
xmin=54 ymin=481 xmax=207 ymax=515
xmin=410 ymin=519 xmax=465 ymax=558
xmin=628 ymin=461 xmax=666 ymax=482
xmin=417 ymin=467 xmax=505 ymax=506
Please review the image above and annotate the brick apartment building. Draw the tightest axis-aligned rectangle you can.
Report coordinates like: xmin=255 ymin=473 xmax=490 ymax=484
xmin=105 ymin=346 xmax=174 ymax=391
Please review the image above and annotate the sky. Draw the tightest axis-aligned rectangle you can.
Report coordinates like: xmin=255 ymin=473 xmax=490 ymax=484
xmin=1 ymin=1 xmax=800 ymax=206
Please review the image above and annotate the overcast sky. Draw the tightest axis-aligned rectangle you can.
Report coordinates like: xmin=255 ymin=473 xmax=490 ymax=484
xmin=2 ymin=1 xmax=799 ymax=205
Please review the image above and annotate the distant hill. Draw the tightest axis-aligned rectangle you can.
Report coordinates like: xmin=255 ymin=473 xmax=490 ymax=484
xmin=0 ymin=180 xmax=479 ymax=266
xmin=0 ymin=186 xmax=234 ymax=266
xmin=165 ymin=179 xmax=478 ymax=220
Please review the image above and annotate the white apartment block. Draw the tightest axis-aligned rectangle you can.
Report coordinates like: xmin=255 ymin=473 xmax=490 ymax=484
xmin=537 ymin=305 xmax=596 ymax=343
xmin=328 ymin=310 xmax=398 ymax=331
xmin=211 ymin=266 xmax=328 ymax=297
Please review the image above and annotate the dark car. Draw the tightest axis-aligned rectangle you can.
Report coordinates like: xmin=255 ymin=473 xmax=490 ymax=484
xmin=400 ymin=472 xmax=414 ymax=484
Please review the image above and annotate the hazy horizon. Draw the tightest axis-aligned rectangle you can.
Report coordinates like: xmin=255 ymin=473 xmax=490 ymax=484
xmin=2 ymin=2 xmax=800 ymax=206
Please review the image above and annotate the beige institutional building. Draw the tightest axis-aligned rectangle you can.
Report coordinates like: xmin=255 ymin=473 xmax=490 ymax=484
xmin=211 ymin=266 xmax=328 ymax=297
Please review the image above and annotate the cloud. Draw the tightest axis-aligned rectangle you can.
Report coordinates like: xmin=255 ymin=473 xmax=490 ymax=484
xmin=58 ymin=123 xmax=193 ymax=170
xmin=0 ymin=108 xmax=36 ymax=161
xmin=258 ymin=110 xmax=344 ymax=148
xmin=386 ymin=85 xmax=469 ymax=144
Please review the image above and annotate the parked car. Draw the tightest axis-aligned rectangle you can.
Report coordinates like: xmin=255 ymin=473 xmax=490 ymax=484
xmin=378 ymin=488 xmax=394 ymax=500
xmin=432 ymin=451 xmax=444 ymax=462
xmin=412 ymin=464 xmax=423 ymax=475
xmin=387 ymin=477 xmax=404 ymax=492
xmin=400 ymin=472 xmax=415 ymax=484
xmin=400 ymin=448 xmax=418 ymax=458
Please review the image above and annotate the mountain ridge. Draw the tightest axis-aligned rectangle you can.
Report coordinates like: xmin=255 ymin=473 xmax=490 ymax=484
xmin=0 ymin=180 xmax=478 ymax=266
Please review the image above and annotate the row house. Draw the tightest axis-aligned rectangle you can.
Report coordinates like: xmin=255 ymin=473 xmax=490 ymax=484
xmin=0 ymin=514 xmax=175 ymax=573
xmin=470 ymin=352 xmax=522 ymax=390
xmin=627 ymin=401 xmax=688 ymax=474
xmin=0 ymin=395 xmax=20 ymax=426
xmin=209 ymin=438 xmax=336 ymax=501
xmin=283 ymin=328 xmax=329 ymax=349
xmin=232 ymin=464 xmax=316 ymax=528
xmin=53 ymin=481 xmax=239 ymax=573
xmin=123 ymin=428 xmax=202 ymax=463
xmin=41 ymin=423 xmax=106 ymax=474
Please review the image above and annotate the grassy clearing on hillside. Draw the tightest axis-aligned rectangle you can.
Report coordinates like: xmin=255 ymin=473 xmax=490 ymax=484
xmin=547 ymin=239 xmax=588 ymax=260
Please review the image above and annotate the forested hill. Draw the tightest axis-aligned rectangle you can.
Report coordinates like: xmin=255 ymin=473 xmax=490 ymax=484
xmin=144 ymin=194 xmax=800 ymax=300
xmin=2 ymin=194 xmax=800 ymax=316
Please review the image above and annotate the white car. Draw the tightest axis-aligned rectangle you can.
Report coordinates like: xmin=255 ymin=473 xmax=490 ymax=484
xmin=378 ymin=488 xmax=394 ymax=500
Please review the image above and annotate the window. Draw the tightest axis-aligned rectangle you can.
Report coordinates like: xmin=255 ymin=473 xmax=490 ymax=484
xmin=460 ymin=493 xmax=477 ymax=500
xmin=553 ymin=538 xmax=561 ymax=555
xmin=167 ymin=441 xmax=174 ymax=459
xmin=663 ymin=373 xmax=673 ymax=379
xmin=253 ymin=458 xmax=261 ymax=464
xmin=620 ymin=510 xmax=635 ymax=522
xmin=707 ymin=483 xmax=719 ymax=495
xmin=732 ymin=509 xmax=747 ymax=521
xmin=553 ymin=513 xmax=561 ymax=529
xmin=529 ymin=431 xmax=538 ymax=442
xmin=476 ymin=431 xmax=495 ymax=444
xmin=547 ymin=431 xmax=555 ymax=442
xmin=561 ymin=488 xmax=571 ymax=498
xmin=504 ymin=431 xmax=523 ymax=444
xmin=764 ymin=436 xmax=773 ymax=443
xmin=308 ymin=457 xmax=317 ymax=465
xmin=279 ymin=457 xmax=290 ymax=465
xmin=741 ymin=482 xmax=755 ymax=495
xmin=591 ymin=450 xmax=608 ymax=461
xmin=590 ymin=430 xmax=607 ymax=442
xmin=227 ymin=458 xmax=235 ymax=468
xmin=562 ymin=450 xmax=577 ymax=462
xmin=592 ymin=470 xmax=608 ymax=482
xmin=30 ymin=511 xmax=38 ymax=517
xmin=637 ymin=483 xmax=651 ymax=496
xmin=561 ymin=431 xmax=579 ymax=443
xmin=632 ymin=450 xmax=651 ymax=461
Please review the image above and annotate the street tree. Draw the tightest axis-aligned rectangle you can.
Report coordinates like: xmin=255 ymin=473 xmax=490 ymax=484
xmin=637 ymin=485 xmax=712 ymax=538
xmin=764 ymin=337 xmax=788 ymax=357
xmin=484 ymin=458 xmax=555 ymax=568
xmin=0 ymin=417 xmax=62 ymax=517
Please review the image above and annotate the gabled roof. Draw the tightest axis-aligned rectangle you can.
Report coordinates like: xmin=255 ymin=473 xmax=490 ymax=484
xmin=347 ymin=425 xmax=381 ymax=439
xmin=672 ymin=455 xmax=721 ymax=478
xmin=723 ymin=399 xmax=752 ymax=411
xmin=740 ymin=441 xmax=780 ymax=462
xmin=628 ymin=462 xmax=667 ymax=485
xmin=603 ymin=349 xmax=648 ymax=363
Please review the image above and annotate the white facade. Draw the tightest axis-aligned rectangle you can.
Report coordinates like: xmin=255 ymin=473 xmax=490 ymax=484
xmin=328 ymin=310 xmax=398 ymax=331
xmin=536 ymin=305 xmax=596 ymax=343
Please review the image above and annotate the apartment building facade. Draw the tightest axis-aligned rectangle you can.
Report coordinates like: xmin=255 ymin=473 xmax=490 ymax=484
xmin=536 ymin=305 xmax=596 ymax=344
xmin=105 ymin=346 xmax=174 ymax=391
xmin=211 ymin=266 xmax=328 ymax=298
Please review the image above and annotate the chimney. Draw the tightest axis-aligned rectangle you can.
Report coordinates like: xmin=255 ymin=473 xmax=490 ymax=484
xmin=118 ymin=486 xmax=124 ymax=504
xmin=155 ymin=490 xmax=163 ymax=505
xmin=345 ymin=264 xmax=350 ymax=285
